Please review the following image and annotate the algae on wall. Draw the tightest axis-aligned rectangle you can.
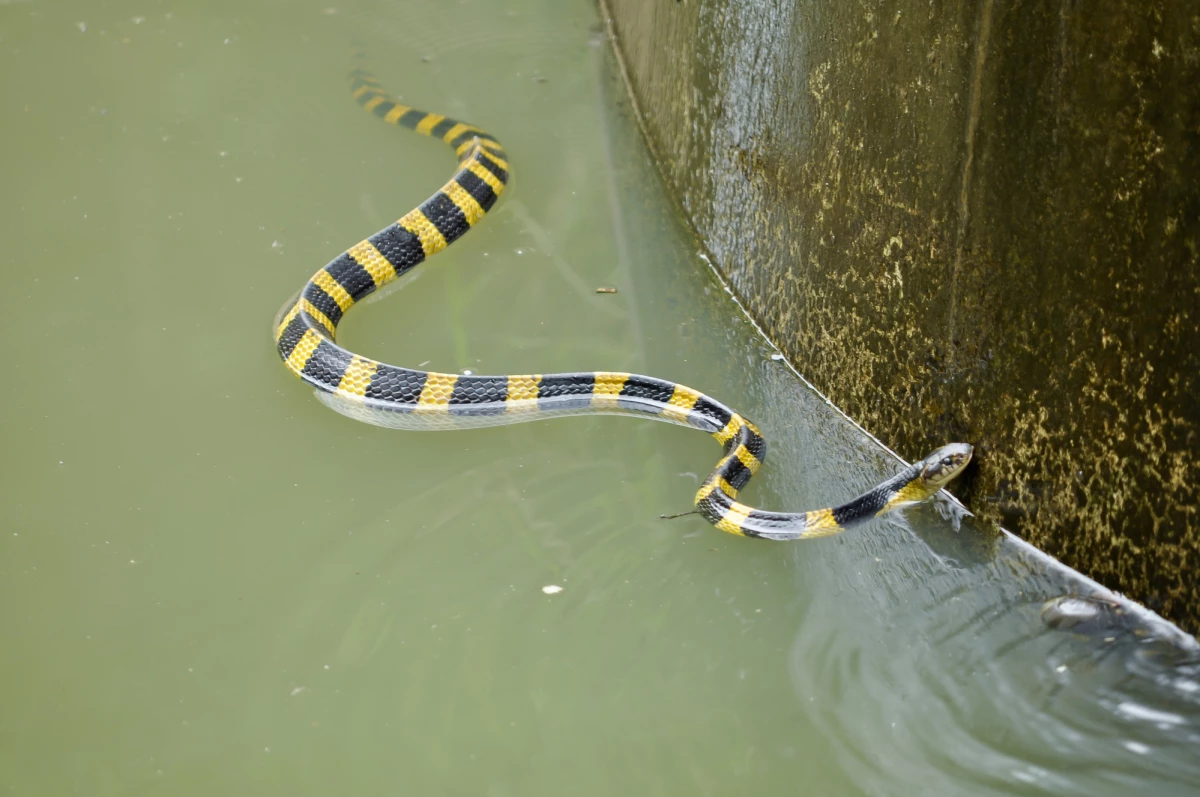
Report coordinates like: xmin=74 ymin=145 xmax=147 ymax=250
xmin=601 ymin=0 xmax=1200 ymax=631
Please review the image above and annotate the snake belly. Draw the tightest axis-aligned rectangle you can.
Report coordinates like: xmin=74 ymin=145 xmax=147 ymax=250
xmin=274 ymin=62 xmax=972 ymax=542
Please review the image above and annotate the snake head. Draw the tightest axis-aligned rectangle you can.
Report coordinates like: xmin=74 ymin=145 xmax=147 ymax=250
xmin=917 ymin=443 xmax=973 ymax=490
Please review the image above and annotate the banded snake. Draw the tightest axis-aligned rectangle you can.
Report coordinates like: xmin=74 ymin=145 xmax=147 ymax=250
xmin=274 ymin=60 xmax=972 ymax=541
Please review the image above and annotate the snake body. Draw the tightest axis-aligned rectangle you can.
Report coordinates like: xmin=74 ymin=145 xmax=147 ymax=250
xmin=274 ymin=63 xmax=973 ymax=541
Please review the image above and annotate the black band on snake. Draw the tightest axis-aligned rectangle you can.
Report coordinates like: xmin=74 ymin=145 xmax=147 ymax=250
xmin=274 ymin=59 xmax=973 ymax=541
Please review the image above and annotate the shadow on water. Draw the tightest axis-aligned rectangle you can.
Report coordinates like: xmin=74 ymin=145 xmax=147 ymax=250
xmin=0 ymin=0 xmax=1196 ymax=795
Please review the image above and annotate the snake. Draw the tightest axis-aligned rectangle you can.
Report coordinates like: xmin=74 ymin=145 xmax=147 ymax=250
xmin=273 ymin=60 xmax=973 ymax=541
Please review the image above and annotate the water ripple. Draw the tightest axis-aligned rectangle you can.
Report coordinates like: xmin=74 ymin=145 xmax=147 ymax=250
xmin=785 ymin=516 xmax=1200 ymax=796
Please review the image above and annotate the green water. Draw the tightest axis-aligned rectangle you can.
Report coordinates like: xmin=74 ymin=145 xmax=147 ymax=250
xmin=2 ymin=1 xmax=1198 ymax=794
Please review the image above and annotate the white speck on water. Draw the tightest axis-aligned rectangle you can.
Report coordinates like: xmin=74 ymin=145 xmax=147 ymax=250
xmin=462 ymin=369 xmax=473 ymax=375
xmin=77 ymin=22 xmax=87 ymax=32
xmin=770 ymin=353 xmax=784 ymax=360
xmin=542 ymin=585 xmax=563 ymax=595
xmin=132 ymin=17 xmax=145 ymax=24
xmin=323 ymin=664 xmax=330 ymax=670
xmin=1056 ymin=664 xmax=1068 ymax=673
xmin=290 ymin=686 xmax=307 ymax=696
xmin=1123 ymin=740 xmax=1151 ymax=755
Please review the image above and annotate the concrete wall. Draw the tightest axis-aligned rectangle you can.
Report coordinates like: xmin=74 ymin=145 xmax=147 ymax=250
xmin=600 ymin=0 xmax=1199 ymax=631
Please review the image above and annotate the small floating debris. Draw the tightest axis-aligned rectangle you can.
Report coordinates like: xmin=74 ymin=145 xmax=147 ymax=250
xmin=769 ymin=353 xmax=785 ymax=361
xmin=1040 ymin=595 xmax=1128 ymax=633
xmin=533 ymin=76 xmax=548 ymax=84
xmin=595 ymin=287 xmax=617 ymax=294
xmin=542 ymin=585 xmax=563 ymax=595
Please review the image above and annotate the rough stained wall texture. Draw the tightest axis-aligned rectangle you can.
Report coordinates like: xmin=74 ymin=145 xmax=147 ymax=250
xmin=600 ymin=0 xmax=1200 ymax=631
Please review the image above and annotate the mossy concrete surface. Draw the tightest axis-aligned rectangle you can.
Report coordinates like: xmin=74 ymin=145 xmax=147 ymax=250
xmin=601 ymin=0 xmax=1199 ymax=631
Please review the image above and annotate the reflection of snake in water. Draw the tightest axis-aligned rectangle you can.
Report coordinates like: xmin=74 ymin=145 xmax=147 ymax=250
xmin=273 ymin=58 xmax=973 ymax=541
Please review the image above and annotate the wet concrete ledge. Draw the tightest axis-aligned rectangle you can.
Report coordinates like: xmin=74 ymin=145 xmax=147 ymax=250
xmin=599 ymin=0 xmax=1200 ymax=632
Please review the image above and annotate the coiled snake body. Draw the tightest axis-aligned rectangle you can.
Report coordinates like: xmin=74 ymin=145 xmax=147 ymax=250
xmin=274 ymin=62 xmax=972 ymax=540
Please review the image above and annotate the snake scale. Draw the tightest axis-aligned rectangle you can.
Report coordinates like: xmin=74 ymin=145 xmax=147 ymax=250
xmin=274 ymin=60 xmax=973 ymax=541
